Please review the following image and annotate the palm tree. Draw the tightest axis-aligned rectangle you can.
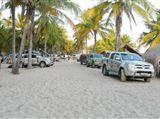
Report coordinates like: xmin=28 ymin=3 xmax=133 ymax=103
xmin=14 ymin=2 xmax=31 ymax=74
xmin=36 ymin=16 xmax=67 ymax=53
xmin=140 ymin=13 xmax=160 ymax=50
xmin=28 ymin=6 xmax=35 ymax=69
xmin=27 ymin=0 xmax=80 ymax=69
xmin=10 ymin=0 xmax=16 ymax=74
xmin=96 ymin=0 xmax=154 ymax=51
xmin=89 ymin=29 xmax=134 ymax=53
xmin=12 ymin=0 xmax=80 ymax=72
xmin=74 ymin=2 xmax=109 ymax=53
xmin=74 ymin=22 xmax=91 ymax=53
xmin=0 ymin=21 xmax=10 ymax=53
xmin=4 ymin=0 xmax=29 ymax=74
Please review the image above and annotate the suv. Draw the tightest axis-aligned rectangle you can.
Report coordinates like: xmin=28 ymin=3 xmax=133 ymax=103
xmin=86 ymin=53 xmax=103 ymax=68
xmin=80 ymin=54 xmax=89 ymax=65
xmin=102 ymin=52 xmax=155 ymax=82
xmin=20 ymin=54 xmax=52 ymax=68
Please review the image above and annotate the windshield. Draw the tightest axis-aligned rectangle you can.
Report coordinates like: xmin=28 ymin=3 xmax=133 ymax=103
xmin=121 ymin=53 xmax=143 ymax=61
xmin=94 ymin=54 xmax=103 ymax=58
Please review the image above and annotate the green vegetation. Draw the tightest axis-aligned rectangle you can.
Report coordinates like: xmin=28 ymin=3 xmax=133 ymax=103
xmin=140 ymin=13 xmax=160 ymax=49
xmin=0 ymin=0 xmax=80 ymax=74
xmin=74 ymin=0 xmax=154 ymax=52
xmin=88 ymin=30 xmax=135 ymax=53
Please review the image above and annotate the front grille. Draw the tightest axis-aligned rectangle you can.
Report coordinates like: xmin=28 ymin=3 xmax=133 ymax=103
xmin=135 ymin=65 xmax=150 ymax=69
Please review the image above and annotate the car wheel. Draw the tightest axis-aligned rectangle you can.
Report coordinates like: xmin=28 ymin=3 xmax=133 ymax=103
xmin=91 ymin=62 xmax=95 ymax=68
xmin=120 ymin=69 xmax=127 ymax=82
xmin=80 ymin=62 xmax=83 ymax=65
xmin=40 ymin=62 xmax=46 ymax=68
xmin=97 ymin=66 xmax=101 ymax=69
xmin=144 ymin=78 xmax=151 ymax=82
xmin=86 ymin=62 xmax=89 ymax=67
xmin=102 ymin=65 xmax=109 ymax=76
xmin=19 ymin=62 xmax=24 ymax=68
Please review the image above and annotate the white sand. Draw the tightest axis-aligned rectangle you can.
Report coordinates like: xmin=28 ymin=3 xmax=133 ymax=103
xmin=0 ymin=61 xmax=160 ymax=118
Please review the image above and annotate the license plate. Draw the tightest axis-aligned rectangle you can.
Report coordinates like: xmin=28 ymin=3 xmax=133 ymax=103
xmin=141 ymin=73 xmax=148 ymax=76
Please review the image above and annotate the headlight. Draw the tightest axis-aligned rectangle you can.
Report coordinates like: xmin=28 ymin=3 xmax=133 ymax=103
xmin=46 ymin=59 xmax=51 ymax=63
xmin=150 ymin=65 xmax=154 ymax=70
xmin=128 ymin=64 xmax=135 ymax=70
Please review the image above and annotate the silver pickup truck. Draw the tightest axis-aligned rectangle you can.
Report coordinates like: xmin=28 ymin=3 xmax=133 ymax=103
xmin=102 ymin=52 xmax=155 ymax=82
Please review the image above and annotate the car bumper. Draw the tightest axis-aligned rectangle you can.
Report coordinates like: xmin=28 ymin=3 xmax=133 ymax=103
xmin=125 ymin=69 xmax=154 ymax=78
xmin=50 ymin=62 xmax=54 ymax=66
xmin=94 ymin=61 xmax=102 ymax=66
xmin=46 ymin=62 xmax=53 ymax=66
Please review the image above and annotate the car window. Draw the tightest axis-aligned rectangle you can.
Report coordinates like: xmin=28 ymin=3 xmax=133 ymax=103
xmin=94 ymin=54 xmax=103 ymax=58
xmin=105 ymin=53 xmax=110 ymax=58
xmin=32 ymin=55 xmax=36 ymax=58
xmin=121 ymin=53 xmax=143 ymax=61
xmin=23 ymin=55 xmax=28 ymax=58
xmin=110 ymin=53 xmax=116 ymax=59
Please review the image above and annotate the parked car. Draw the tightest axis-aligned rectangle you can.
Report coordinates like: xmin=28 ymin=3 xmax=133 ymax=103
xmin=20 ymin=54 xmax=52 ymax=68
xmin=80 ymin=54 xmax=89 ymax=65
xmin=102 ymin=52 xmax=155 ymax=82
xmin=86 ymin=53 xmax=103 ymax=68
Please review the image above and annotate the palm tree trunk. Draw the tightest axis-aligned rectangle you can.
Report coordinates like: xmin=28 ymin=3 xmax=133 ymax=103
xmin=10 ymin=0 xmax=16 ymax=74
xmin=14 ymin=6 xmax=30 ymax=74
xmin=86 ymin=39 xmax=88 ymax=54
xmin=93 ymin=30 xmax=97 ymax=53
xmin=115 ymin=13 xmax=122 ymax=52
xmin=44 ymin=37 xmax=47 ymax=53
xmin=28 ymin=7 xmax=35 ymax=69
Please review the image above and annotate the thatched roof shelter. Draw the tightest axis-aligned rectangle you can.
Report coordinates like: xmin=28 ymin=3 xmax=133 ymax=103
xmin=144 ymin=44 xmax=160 ymax=77
xmin=122 ymin=45 xmax=141 ymax=56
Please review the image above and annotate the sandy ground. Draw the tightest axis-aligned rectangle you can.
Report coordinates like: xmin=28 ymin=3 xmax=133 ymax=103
xmin=0 ymin=60 xmax=160 ymax=119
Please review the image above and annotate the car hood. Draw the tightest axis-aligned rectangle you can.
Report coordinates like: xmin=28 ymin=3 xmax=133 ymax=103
xmin=125 ymin=60 xmax=152 ymax=66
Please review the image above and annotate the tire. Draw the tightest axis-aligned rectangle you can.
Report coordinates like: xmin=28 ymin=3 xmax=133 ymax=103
xmin=86 ymin=62 xmax=89 ymax=67
xmin=19 ymin=62 xmax=24 ymax=68
xmin=144 ymin=78 xmax=151 ymax=82
xmin=102 ymin=65 xmax=109 ymax=76
xmin=120 ymin=69 xmax=127 ymax=82
xmin=91 ymin=61 xmax=95 ymax=68
xmin=97 ymin=66 xmax=101 ymax=69
xmin=40 ymin=62 xmax=46 ymax=68
xmin=80 ymin=62 xmax=83 ymax=65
